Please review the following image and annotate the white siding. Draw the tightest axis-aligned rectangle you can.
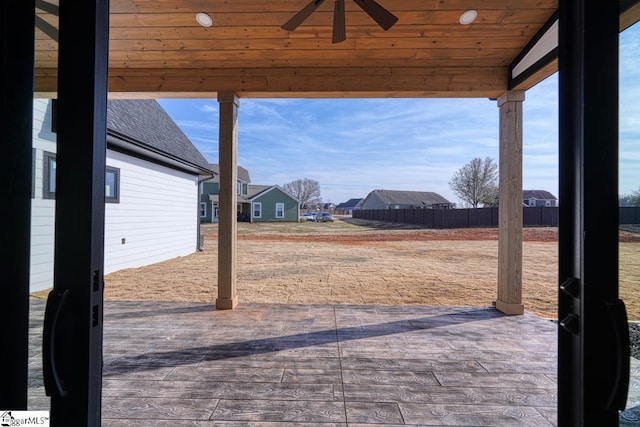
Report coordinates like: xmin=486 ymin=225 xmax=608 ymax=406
xmin=30 ymin=99 xmax=57 ymax=292
xmin=104 ymin=150 xmax=199 ymax=274
xmin=29 ymin=99 xmax=201 ymax=291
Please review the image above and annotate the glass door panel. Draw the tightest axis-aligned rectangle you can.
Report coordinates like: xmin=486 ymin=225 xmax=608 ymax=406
xmin=29 ymin=0 xmax=59 ymax=414
xmin=619 ymin=20 xmax=640 ymax=425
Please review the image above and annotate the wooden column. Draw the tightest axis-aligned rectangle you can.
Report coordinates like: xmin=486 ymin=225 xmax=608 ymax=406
xmin=496 ymin=91 xmax=525 ymax=315
xmin=216 ymin=92 xmax=239 ymax=310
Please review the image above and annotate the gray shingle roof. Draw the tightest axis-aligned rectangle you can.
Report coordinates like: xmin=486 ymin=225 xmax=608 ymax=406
xmin=246 ymin=185 xmax=299 ymax=202
xmin=369 ymin=190 xmax=451 ymax=206
xmin=207 ymin=164 xmax=251 ymax=183
xmin=336 ymin=198 xmax=362 ymax=209
xmin=106 ymin=99 xmax=212 ymax=173
xmin=523 ymin=190 xmax=557 ymax=200
xmin=245 ymin=185 xmax=271 ymax=199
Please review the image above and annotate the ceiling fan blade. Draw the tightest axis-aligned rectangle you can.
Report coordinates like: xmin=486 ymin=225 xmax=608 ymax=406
xmin=35 ymin=0 xmax=59 ymax=41
xmin=36 ymin=0 xmax=59 ymax=16
xmin=352 ymin=0 xmax=398 ymax=30
xmin=35 ymin=15 xmax=59 ymax=42
xmin=282 ymin=0 xmax=327 ymax=31
xmin=332 ymin=0 xmax=346 ymax=43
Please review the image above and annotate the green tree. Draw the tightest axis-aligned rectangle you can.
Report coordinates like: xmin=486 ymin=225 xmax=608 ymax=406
xmin=449 ymin=157 xmax=499 ymax=208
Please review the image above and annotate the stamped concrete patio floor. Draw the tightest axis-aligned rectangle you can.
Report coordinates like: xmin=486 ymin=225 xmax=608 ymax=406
xmin=28 ymin=300 xmax=568 ymax=425
xmin=96 ymin=301 xmax=562 ymax=426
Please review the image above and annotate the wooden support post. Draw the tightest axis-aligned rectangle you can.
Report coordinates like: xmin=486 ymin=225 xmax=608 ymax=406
xmin=216 ymin=92 xmax=239 ymax=310
xmin=496 ymin=91 xmax=525 ymax=315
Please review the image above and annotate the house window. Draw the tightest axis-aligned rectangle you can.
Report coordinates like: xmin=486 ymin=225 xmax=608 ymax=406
xmin=105 ymin=166 xmax=120 ymax=203
xmin=200 ymin=202 xmax=207 ymax=218
xmin=32 ymin=148 xmax=36 ymax=198
xmin=276 ymin=203 xmax=284 ymax=218
xmin=214 ymin=204 xmax=219 ymax=219
xmin=42 ymin=151 xmax=120 ymax=203
xmin=253 ymin=202 xmax=262 ymax=218
xmin=42 ymin=151 xmax=56 ymax=199
xmin=237 ymin=181 xmax=242 ymax=196
xmin=242 ymin=183 xmax=248 ymax=195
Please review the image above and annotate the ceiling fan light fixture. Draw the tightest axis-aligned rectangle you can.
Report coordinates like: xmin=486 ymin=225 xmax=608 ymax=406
xmin=196 ymin=12 xmax=213 ymax=27
xmin=459 ymin=9 xmax=478 ymax=25
xmin=282 ymin=0 xmax=397 ymax=42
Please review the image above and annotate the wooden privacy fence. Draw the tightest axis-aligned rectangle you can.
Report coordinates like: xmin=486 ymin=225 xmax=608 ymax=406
xmin=354 ymin=207 xmax=640 ymax=229
xmin=620 ymin=207 xmax=640 ymax=224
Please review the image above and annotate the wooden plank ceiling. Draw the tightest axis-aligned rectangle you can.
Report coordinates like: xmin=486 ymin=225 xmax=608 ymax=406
xmin=32 ymin=0 xmax=634 ymax=98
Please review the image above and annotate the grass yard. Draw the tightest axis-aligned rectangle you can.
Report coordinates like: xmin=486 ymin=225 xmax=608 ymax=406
xmin=98 ymin=217 xmax=640 ymax=320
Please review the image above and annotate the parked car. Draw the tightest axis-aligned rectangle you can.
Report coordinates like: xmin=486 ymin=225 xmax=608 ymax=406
xmin=317 ymin=212 xmax=334 ymax=222
xmin=302 ymin=212 xmax=317 ymax=222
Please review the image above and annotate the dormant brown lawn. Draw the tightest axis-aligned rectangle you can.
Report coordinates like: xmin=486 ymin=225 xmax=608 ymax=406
xmin=100 ymin=218 xmax=640 ymax=320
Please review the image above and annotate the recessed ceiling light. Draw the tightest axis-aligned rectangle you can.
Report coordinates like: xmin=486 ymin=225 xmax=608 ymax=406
xmin=459 ymin=9 xmax=478 ymax=25
xmin=196 ymin=12 xmax=213 ymax=27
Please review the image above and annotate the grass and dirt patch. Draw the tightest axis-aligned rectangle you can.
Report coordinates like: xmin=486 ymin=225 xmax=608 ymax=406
xmin=98 ymin=216 xmax=640 ymax=320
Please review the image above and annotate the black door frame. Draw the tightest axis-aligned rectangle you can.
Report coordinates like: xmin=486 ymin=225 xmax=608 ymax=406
xmin=1 ymin=1 xmax=109 ymax=421
xmin=0 ymin=0 xmax=35 ymax=410
xmin=558 ymin=0 xmax=630 ymax=425
xmin=39 ymin=0 xmax=110 ymax=425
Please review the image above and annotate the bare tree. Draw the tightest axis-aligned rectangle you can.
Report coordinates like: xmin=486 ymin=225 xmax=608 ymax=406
xmin=621 ymin=187 xmax=640 ymax=207
xmin=283 ymin=178 xmax=322 ymax=209
xmin=449 ymin=157 xmax=498 ymax=208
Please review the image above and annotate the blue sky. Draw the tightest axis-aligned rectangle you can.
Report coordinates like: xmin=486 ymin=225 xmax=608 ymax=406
xmin=159 ymin=23 xmax=639 ymax=206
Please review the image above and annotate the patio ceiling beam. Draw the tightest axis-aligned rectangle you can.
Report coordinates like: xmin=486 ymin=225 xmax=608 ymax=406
xmin=102 ymin=73 xmax=506 ymax=99
xmin=621 ymin=0 xmax=640 ymax=30
xmin=508 ymin=12 xmax=558 ymax=91
xmin=509 ymin=1 xmax=640 ymax=91
xmin=34 ymin=66 xmax=509 ymax=99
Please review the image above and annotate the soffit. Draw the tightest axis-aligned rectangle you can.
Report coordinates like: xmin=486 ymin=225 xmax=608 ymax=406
xmin=33 ymin=0 xmax=638 ymax=98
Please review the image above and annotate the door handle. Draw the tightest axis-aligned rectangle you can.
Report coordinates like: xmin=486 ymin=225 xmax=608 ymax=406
xmin=43 ymin=288 xmax=71 ymax=398
xmin=604 ymin=298 xmax=630 ymax=411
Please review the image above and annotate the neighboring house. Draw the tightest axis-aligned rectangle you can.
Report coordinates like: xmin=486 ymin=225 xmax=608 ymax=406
xmin=322 ymin=202 xmax=336 ymax=213
xmin=200 ymin=167 xmax=299 ymax=222
xmin=30 ymin=98 xmax=213 ymax=292
xmin=523 ymin=190 xmax=558 ymax=207
xmin=200 ymin=164 xmax=251 ymax=222
xmin=303 ymin=201 xmax=323 ymax=212
xmin=360 ymin=189 xmax=454 ymax=210
xmin=335 ymin=198 xmax=363 ymax=215
xmin=247 ymin=185 xmax=299 ymax=222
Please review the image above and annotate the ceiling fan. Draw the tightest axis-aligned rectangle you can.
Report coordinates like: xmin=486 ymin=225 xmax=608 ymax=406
xmin=35 ymin=0 xmax=59 ymax=42
xmin=281 ymin=0 xmax=398 ymax=44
